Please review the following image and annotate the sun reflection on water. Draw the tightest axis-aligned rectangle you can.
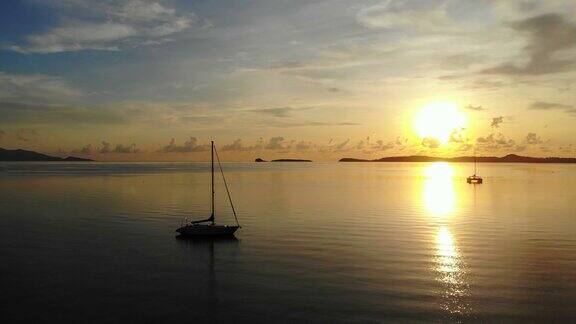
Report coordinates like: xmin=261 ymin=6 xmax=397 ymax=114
xmin=423 ymin=162 xmax=456 ymax=217
xmin=422 ymin=163 xmax=470 ymax=315
xmin=434 ymin=226 xmax=469 ymax=314
xmin=436 ymin=226 xmax=460 ymax=281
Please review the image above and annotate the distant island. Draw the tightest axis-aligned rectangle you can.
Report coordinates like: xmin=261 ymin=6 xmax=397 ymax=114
xmin=272 ymin=159 xmax=312 ymax=162
xmin=255 ymin=158 xmax=312 ymax=162
xmin=0 ymin=148 xmax=93 ymax=162
xmin=339 ymin=154 xmax=576 ymax=163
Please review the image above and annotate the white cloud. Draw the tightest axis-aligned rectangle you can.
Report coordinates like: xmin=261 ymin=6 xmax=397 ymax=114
xmin=10 ymin=23 xmax=135 ymax=54
xmin=356 ymin=0 xmax=451 ymax=31
xmin=149 ymin=16 xmax=193 ymax=37
xmin=34 ymin=23 xmax=135 ymax=43
xmin=0 ymin=71 xmax=82 ymax=103
xmin=6 ymin=0 xmax=199 ymax=53
xmin=116 ymin=0 xmax=176 ymax=21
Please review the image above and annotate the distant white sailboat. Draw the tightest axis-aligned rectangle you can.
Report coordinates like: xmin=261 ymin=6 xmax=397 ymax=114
xmin=176 ymin=141 xmax=241 ymax=237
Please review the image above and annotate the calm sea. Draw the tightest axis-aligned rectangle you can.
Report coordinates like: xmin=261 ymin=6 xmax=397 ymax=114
xmin=1 ymin=162 xmax=575 ymax=323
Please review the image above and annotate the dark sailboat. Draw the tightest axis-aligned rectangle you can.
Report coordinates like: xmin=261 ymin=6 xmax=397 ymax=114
xmin=176 ymin=141 xmax=241 ymax=237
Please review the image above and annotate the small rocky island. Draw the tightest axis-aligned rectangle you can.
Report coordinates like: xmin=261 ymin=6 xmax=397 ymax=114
xmin=272 ymin=159 xmax=312 ymax=162
xmin=255 ymin=158 xmax=312 ymax=162
xmin=0 ymin=148 xmax=93 ymax=161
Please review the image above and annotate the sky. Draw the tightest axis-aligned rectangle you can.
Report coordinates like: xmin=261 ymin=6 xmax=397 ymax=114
xmin=0 ymin=0 xmax=575 ymax=161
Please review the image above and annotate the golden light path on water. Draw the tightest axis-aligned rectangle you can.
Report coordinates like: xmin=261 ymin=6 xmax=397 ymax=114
xmin=423 ymin=163 xmax=456 ymax=216
xmin=422 ymin=162 xmax=470 ymax=315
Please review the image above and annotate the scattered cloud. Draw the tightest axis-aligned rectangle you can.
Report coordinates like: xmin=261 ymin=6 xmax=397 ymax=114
xmin=265 ymin=136 xmax=286 ymax=150
xmin=465 ymin=104 xmax=485 ymax=111
xmin=466 ymin=79 xmax=506 ymax=90
xmin=455 ymin=143 xmax=473 ymax=152
xmin=54 ymin=133 xmax=568 ymax=160
xmin=559 ymin=144 xmax=574 ymax=153
xmin=476 ymin=133 xmax=519 ymax=151
xmin=163 ymin=137 xmax=210 ymax=153
xmin=246 ymin=107 xmax=312 ymax=118
xmin=474 ymin=130 xmax=550 ymax=153
xmin=98 ymin=141 xmax=140 ymax=153
xmin=16 ymin=128 xmax=39 ymax=142
xmin=300 ymin=121 xmax=359 ymax=127
xmin=371 ymin=140 xmax=393 ymax=151
xmin=441 ymin=54 xmax=486 ymax=71
xmin=221 ymin=139 xmax=243 ymax=151
xmin=528 ymin=101 xmax=573 ymax=110
xmin=100 ymin=141 xmax=112 ymax=153
xmin=356 ymin=0 xmax=451 ymax=31
xmin=295 ymin=141 xmax=313 ymax=151
xmin=220 ymin=138 xmax=265 ymax=151
xmin=243 ymin=107 xmax=361 ymax=127
xmin=525 ymin=132 xmax=543 ymax=145
xmin=527 ymin=101 xmax=575 ymax=117
xmin=71 ymin=144 xmax=93 ymax=155
xmin=334 ymin=138 xmax=350 ymax=150
xmin=178 ymin=115 xmax=224 ymax=124
xmin=422 ymin=137 xmax=440 ymax=148
xmin=449 ymin=128 xmax=467 ymax=143
xmin=514 ymin=145 xmax=527 ymax=152
xmin=491 ymin=116 xmax=504 ymax=128
xmin=261 ymin=120 xmax=360 ymax=128
xmin=113 ymin=143 xmax=139 ymax=153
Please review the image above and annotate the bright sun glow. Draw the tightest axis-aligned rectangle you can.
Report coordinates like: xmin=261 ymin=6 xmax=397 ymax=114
xmin=414 ymin=101 xmax=466 ymax=145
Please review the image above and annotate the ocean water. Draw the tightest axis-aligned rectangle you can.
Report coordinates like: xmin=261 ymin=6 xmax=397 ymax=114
xmin=0 ymin=162 xmax=575 ymax=323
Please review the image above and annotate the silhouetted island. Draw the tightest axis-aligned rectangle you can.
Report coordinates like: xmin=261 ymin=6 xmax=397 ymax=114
xmin=0 ymin=148 xmax=93 ymax=162
xmin=339 ymin=154 xmax=576 ymax=163
xmin=254 ymin=158 xmax=312 ymax=162
xmin=272 ymin=159 xmax=312 ymax=162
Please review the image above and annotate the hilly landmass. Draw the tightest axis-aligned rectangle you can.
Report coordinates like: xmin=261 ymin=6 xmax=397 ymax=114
xmin=339 ymin=154 xmax=576 ymax=163
xmin=0 ymin=148 xmax=93 ymax=161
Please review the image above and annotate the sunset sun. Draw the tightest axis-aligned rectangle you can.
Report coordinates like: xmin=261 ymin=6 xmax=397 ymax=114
xmin=414 ymin=101 xmax=466 ymax=145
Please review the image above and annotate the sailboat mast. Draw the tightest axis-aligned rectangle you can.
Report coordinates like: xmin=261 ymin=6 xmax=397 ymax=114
xmin=211 ymin=140 xmax=215 ymax=225
xmin=474 ymin=149 xmax=477 ymax=175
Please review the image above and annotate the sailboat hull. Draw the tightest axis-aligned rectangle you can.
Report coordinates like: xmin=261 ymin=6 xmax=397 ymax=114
xmin=176 ymin=224 xmax=239 ymax=237
xmin=467 ymin=176 xmax=483 ymax=184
